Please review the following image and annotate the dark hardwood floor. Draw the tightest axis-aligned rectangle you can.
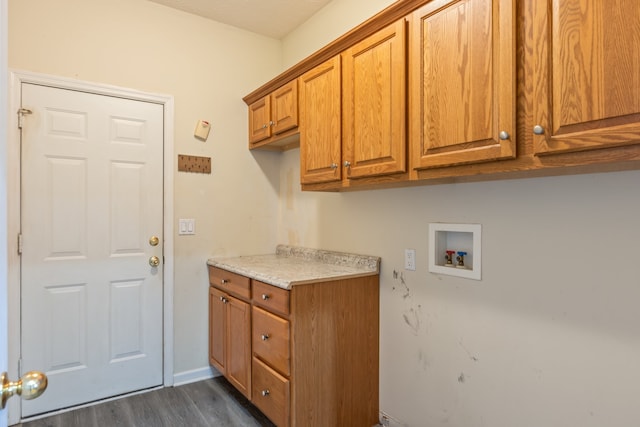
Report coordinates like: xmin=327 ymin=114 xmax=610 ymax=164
xmin=17 ymin=377 xmax=276 ymax=427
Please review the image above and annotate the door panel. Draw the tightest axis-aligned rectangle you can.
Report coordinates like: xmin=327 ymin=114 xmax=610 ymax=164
xmin=299 ymin=55 xmax=342 ymax=184
xmin=410 ymin=0 xmax=515 ymax=169
xmin=20 ymin=83 xmax=164 ymax=417
xmin=532 ymin=0 xmax=640 ymax=154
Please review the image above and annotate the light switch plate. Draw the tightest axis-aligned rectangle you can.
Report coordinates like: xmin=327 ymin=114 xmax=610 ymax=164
xmin=178 ymin=218 xmax=195 ymax=235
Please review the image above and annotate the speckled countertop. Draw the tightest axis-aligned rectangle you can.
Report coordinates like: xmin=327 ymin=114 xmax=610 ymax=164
xmin=207 ymin=245 xmax=380 ymax=290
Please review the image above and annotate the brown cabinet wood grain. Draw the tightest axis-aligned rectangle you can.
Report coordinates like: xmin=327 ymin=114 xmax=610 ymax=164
xmin=252 ymin=357 xmax=290 ymax=427
xmin=249 ymin=80 xmax=299 ymax=149
xmin=208 ymin=278 xmax=251 ymax=399
xmin=209 ymin=265 xmax=379 ymax=427
xmin=409 ymin=0 xmax=516 ymax=170
xmin=244 ymin=0 xmax=640 ymax=191
xmin=531 ymin=0 xmax=640 ymax=156
xmin=299 ymin=55 xmax=342 ymax=184
xmin=252 ymin=306 xmax=291 ymax=377
xmin=342 ymin=18 xmax=407 ymax=179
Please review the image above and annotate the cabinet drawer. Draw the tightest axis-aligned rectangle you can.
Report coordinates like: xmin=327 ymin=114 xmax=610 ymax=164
xmin=252 ymin=280 xmax=290 ymax=316
xmin=208 ymin=266 xmax=250 ymax=300
xmin=252 ymin=357 xmax=290 ymax=427
xmin=252 ymin=306 xmax=290 ymax=376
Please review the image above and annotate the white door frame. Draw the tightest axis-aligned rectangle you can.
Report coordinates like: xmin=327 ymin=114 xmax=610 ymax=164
xmin=6 ymin=70 xmax=175 ymax=424
xmin=1 ymin=0 xmax=8 ymax=426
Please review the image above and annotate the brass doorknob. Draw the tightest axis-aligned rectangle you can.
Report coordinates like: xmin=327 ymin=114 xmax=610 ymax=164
xmin=149 ymin=256 xmax=160 ymax=267
xmin=149 ymin=236 xmax=159 ymax=246
xmin=1 ymin=371 xmax=48 ymax=409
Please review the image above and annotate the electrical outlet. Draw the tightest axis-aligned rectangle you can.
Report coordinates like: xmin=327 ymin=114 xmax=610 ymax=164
xmin=404 ymin=248 xmax=416 ymax=271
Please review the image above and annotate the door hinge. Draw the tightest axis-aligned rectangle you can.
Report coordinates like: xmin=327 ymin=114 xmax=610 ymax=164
xmin=18 ymin=358 xmax=23 ymax=377
xmin=17 ymin=233 xmax=23 ymax=254
xmin=18 ymin=108 xmax=33 ymax=129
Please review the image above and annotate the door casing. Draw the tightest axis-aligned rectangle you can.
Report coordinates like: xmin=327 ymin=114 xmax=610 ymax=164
xmin=6 ymin=70 xmax=175 ymax=424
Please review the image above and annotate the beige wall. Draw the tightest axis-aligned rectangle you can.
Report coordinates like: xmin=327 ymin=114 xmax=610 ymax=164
xmin=280 ymin=1 xmax=640 ymax=427
xmin=8 ymin=0 xmax=283 ymax=376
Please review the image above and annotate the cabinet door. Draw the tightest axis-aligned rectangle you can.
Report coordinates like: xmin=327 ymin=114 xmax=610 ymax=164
xmin=342 ymin=18 xmax=407 ymax=179
xmin=209 ymin=286 xmax=226 ymax=373
xmin=272 ymin=80 xmax=298 ymax=135
xmin=226 ymin=295 xmax=252 ymax=399
xmin=410 ymin=0 xmax=515 ymax=169
xmin=532 ymin=0 xmax=640 ymax=155
xmin=299 ymin=55 xmax=342 ymax=184
xmin=249 ymin=95 xmax=272 ymax=144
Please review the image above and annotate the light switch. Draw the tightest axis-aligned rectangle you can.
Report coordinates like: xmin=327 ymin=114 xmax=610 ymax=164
xmin=178 ymin=219 xmax=195 ymax=235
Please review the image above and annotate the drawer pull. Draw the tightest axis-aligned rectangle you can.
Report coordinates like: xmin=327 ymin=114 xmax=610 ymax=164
xmin=261 ymin=334 xmax=270 ymax=341
xmin=221 ymin=279 xmax=229 ymax=284
xmin=261 ymin=294 xmax=270 ymax=300
xmin=261 ymin=389 xmax=270 ymax=397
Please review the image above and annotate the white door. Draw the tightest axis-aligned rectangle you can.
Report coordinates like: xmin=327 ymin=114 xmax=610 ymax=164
xmin=20 ymin=83 xmax=164 ymax=417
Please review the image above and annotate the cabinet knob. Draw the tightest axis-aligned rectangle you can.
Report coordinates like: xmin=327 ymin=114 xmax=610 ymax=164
xmin=261 ymin=334 xmax=270 ymax=341
xmin=330 ymin=163 xmax=338 ymax=170
xmin=533 ymin=125 xmax=545 ymax=135
xmin=498 ymin=131 xmax=510 ymax=140
xmin=344 ymin=161 xmax=351 ymax=168
xmin=261 ymin=294 xmax=270 ymax=300
xmin=219 ymin=296 xmax=228 ymax=304
xmin=269 ymin=121 xmax=275 ymax=126
xmin=262 ymin=124 xmax=268 ymax=129
xmin=221 ymin=279 xmax=229 ymax=284
xmin=261 ymin=389 xmax=270 ymax=397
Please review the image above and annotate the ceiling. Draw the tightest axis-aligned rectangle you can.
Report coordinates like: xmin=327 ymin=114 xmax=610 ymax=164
xmin=146 ymin=0 xmax=333 ymax=39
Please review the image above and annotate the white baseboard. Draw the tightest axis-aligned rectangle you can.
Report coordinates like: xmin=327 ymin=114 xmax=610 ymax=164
xmin=172 ymin=366 xmax=221 ymax=387
xmin=380 ymin=411 xmax=408 ymax=427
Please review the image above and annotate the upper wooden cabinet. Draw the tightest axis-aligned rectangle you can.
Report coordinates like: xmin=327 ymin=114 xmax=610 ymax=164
xmin=248 ymin=80 xmax=299 ymax=149
xmin=532 ymin=0 xmax=640 ymax=156
xmin=244 ymin=0 xmax=640 ymax=190
xmin=409 ymin=0 xmax=516 ymax=170
xmin=342 ymin=18 xmax=407 ymax=179
xmin=299 ymin=55 xmax=342 ymax=184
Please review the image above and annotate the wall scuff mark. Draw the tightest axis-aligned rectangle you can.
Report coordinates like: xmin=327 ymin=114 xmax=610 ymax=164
xmin=403 ymin=305 xmax=422 ymax=335
xmin=459 ymin=340 xmax=479 ymax=362
xmin=392 ymin=269 xmax=410 ymax=298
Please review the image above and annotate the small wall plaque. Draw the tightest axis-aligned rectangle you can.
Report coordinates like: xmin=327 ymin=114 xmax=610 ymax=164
xmin=178 ymin=154 xmax=211 ymax=174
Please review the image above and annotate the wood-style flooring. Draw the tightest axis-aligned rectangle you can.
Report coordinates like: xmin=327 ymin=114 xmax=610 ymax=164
xmin=17 ymin=377 xmax=276 ymax=427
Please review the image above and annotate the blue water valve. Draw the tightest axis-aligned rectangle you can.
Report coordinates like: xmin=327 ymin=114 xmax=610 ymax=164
xmin=456 ymin=251 xmax=467 ymax=268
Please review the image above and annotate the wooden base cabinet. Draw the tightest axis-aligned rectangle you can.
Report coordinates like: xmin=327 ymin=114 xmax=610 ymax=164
xmin=208 ymin=268 xmax=252 ymax=399
xmin=288 ymin=277 xmax=379 ymax=426
xmin=209 ymin=265 xmax=379 ymax=427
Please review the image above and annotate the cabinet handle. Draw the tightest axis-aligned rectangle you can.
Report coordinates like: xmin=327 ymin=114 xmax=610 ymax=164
xmin=221 ymin=279 xmax=229 ymax=284
xmin=261 ymin=294 xmax=270 ymax=301
xmin=269 ymin=121 xmax=275 ymax=126
xmin=499 ymin=131 xmax=510 ymax=140
xmin=330 ymin=163 xmax=338 ymax=170
xmin=533 ymin=125 xmax=545 ymax=135
xmin=343 ymin=160 xmax=351 ymax=168
xmin=261 ymin=334 xmax=270 ymax=341
xmin=219 ymin=296 xmax=228 ymax=304
xmin=262 ymin=124 xmax=268 ymax=129
xmin=261 ymin=389 xmax=270 ymax=397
